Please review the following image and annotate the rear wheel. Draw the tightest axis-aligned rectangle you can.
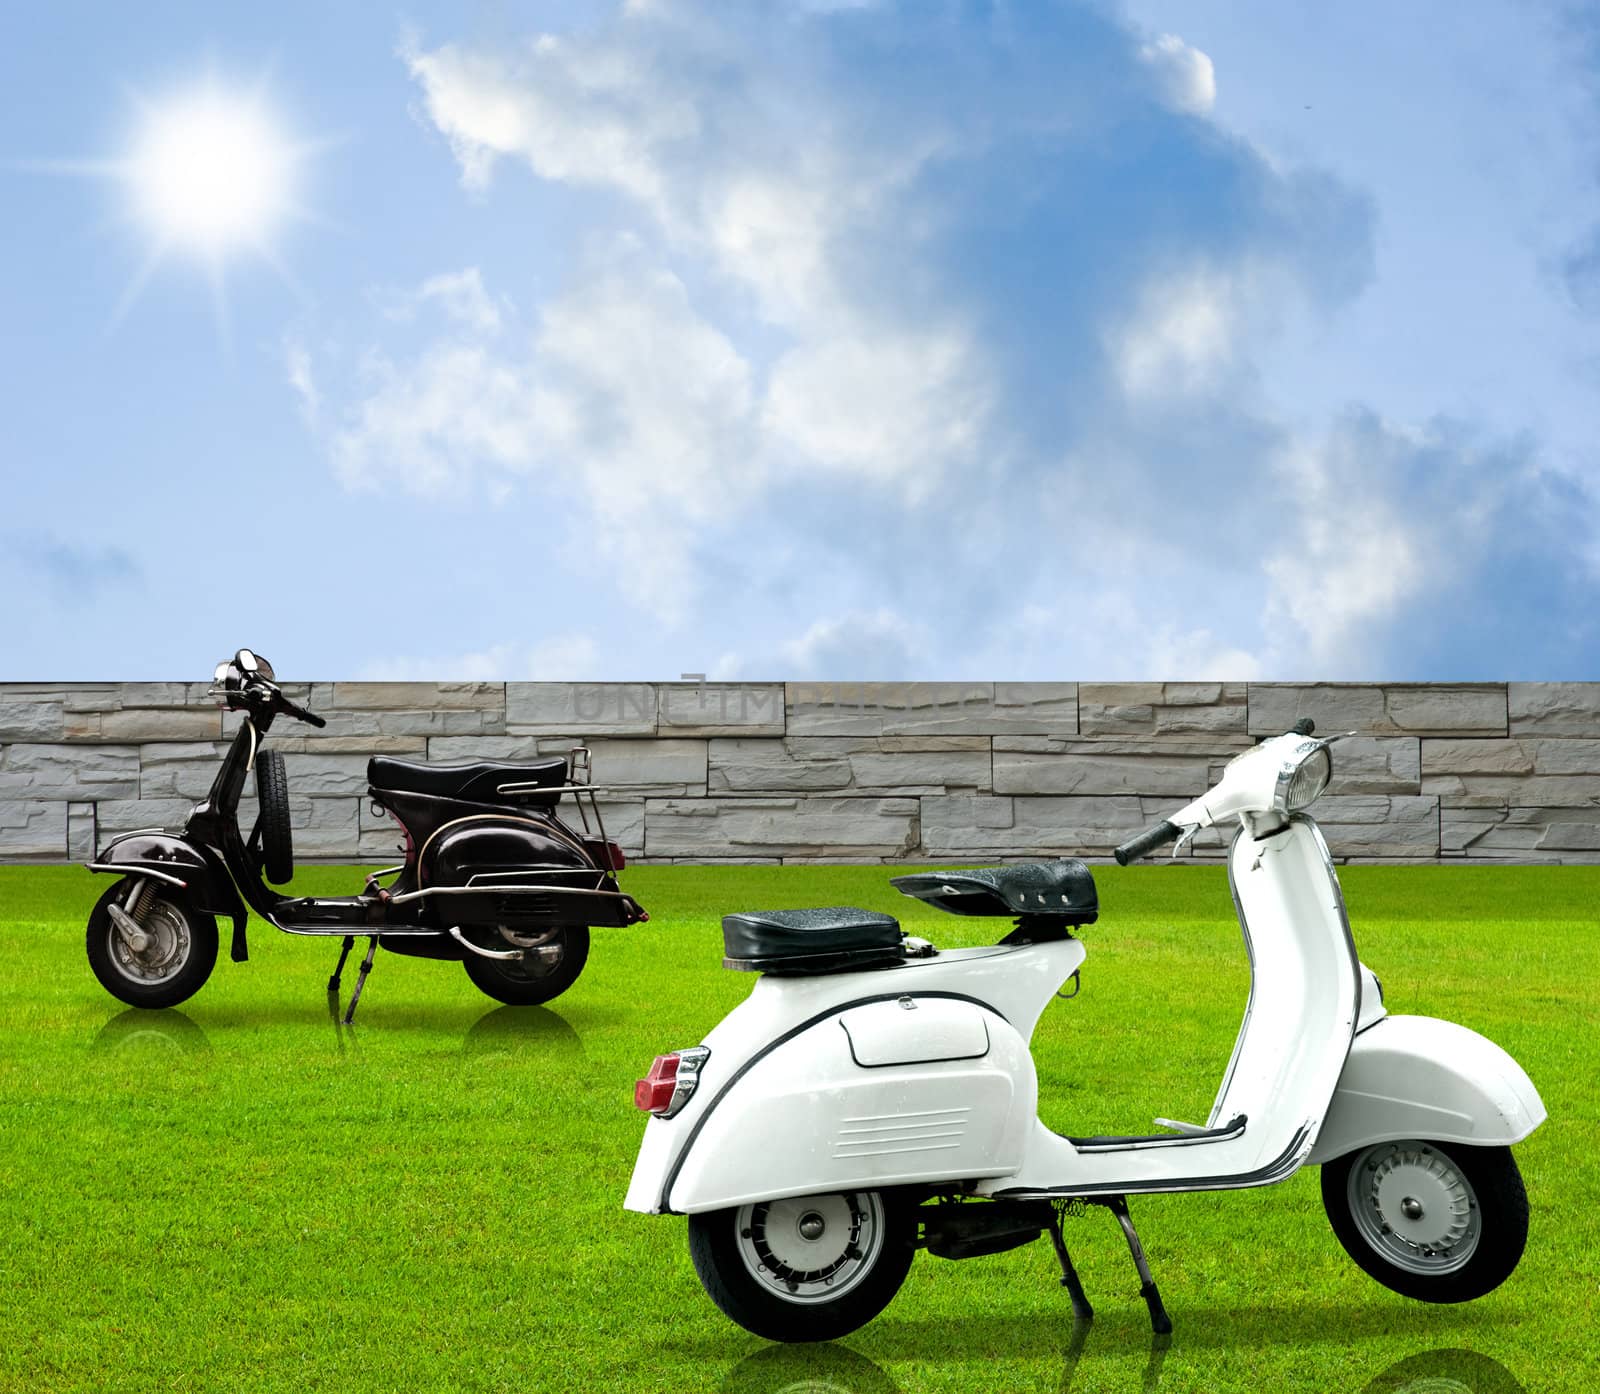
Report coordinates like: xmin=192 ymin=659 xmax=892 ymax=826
xmin=461 ymin=924 xmax=590 ymax=1005
xmin=1322 ymin=1140 xmax=1529 ymax=1303
xmin=86 ymin=879 xmax=218 ymax=1009
xmin=687 ymin=1190 xmax=916 ymax=1343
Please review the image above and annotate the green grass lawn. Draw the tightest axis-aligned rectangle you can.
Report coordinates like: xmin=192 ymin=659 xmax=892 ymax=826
xmin=0 ymin=862 xmax=1596 ymax=1394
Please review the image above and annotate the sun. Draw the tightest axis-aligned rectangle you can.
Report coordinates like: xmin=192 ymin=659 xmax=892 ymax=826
xmin=128 ymin=90 xmax=295 ymax=256
xmin=18 ymin=66 xmax=325 ymax=335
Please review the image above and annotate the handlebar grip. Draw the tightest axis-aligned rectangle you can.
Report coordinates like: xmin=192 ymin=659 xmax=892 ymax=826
xmin=282 ymin=698 xmax=326 ymax=728
xmin=1114 ymin=820 xmax=1181 ymax=866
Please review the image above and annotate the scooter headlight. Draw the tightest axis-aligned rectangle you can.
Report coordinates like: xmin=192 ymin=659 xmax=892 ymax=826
xmin=1277 ymin=740 xmax=1333 ymax=812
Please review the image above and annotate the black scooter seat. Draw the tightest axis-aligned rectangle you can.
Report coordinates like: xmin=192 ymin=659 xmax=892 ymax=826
xmin=367 ymin=755 xmax=568 ymax=804
xmin=892 ymin=860 xmax=1098 ymax=922
xmin=722 ymin=907 xmax=905 ymax=976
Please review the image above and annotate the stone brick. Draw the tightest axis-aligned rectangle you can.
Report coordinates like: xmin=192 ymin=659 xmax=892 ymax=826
xmin=330 ymin=682 xmax=504 ymax=711
xmin=583 ymin=738 xmax=707 ymax=794
xmin=1079 ymin=683 xmax=1247 ymax=737
xmin=1248 ymin=685 xmax=1507 ymax=737
xmin=97 ymin=708 xmax=223 ymax=742
xmin=137 ymin=743 xmax=231 ymax=799
xmin=279 ymin=753 xmax=375 ymax=798
xmin=94 ymin=800 xmax=195 ymax=839
xmin=507 ymin=683 xmax=658 ymax=735
xmin=1311 ymin=795 xmax=1440 ymax=860
xmin=709 ymin=737 xmax=990 ymax=795
xmin=993 ymin=684 xmax=1080 ymax=734
xmin=993 ymin=738 xmax=1214 ymax=797
xmin=787 ymin=683 xmax=1077 ymax=736
xmin=1325 ymin=737 xmax=1421 ymax=795
xmin=0 ymin=743 xmax=140 ymax=800
xmin=659 ymin=683 xmax=785 ymax=736
xmin=645 ymin=797 xmax=918 ymax=858
xmin=1443 ymin=806 xmax=1600 ymax=862
xmin=920 ymin=794 xmax=1146 ymax=858
xmin=0 ymin=801 xmax=64 ymax=857
xmin=55 ymin=685 xmax=121 ymax=713
xmin=60 ymin=682 xmax=212 ymax=712
xmin=67 ymin=802 xmax=96 ymax=860
xmin=427 ymin=736 xmax=551 ymax=762
xmin=709 ymin=739 xmax=854 ymax=793
xmin=277 ymin=796 xmax=361 ymax=859
xmin=1508 ymin=683 xmax=1600 ymax=736
xmin=0 ymin=693 xmax=65 ymax=741
xmin=1421 ymin=738 xmax=1600 ymax=807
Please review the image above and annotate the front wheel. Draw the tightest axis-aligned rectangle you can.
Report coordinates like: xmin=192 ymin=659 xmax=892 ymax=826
xmin=687 ymin=1190 xmax=916 ymax=1343
xmin=1322 ymin=1140 xmax=1529 ymax=1303
xmin=86 ymin=880 xmax=218 ymax=1009
xmin=461 ymin=925 xmax=590 ymax=1005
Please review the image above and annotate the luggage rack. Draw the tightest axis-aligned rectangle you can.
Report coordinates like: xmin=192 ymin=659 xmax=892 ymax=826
xmin=495 ymin=746 xmax=622 ymax=872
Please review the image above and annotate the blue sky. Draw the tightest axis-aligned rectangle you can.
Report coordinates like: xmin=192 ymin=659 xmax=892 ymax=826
xmin=1 ymin=1 xmax=1596 ymax=681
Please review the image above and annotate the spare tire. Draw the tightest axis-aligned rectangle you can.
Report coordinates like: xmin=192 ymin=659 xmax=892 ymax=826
xmin=256 ymin=749 xmax=294 ymax=884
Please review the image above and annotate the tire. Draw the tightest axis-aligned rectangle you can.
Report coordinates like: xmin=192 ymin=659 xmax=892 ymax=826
xmin=86 ymin=879 xmax=219 ymax=1010
xmin=461 ymin=925 xmax=590 ymax=1005
xmin=687 ymin=1190 xmax=916 ymax=1343
xmin=255 ymin=749 xmax=294 ymax=885
xmin=1322 ymin=1140 xmax=1529 ymax=1303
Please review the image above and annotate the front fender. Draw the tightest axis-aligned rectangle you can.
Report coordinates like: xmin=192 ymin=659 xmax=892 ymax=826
xmin=90 ymin=833 xmax=249 ymax=960
xmin=1308 ymin=1014 xmax=1546 ymax=1164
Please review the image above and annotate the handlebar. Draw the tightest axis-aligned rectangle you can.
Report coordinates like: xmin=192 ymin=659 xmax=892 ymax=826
xmin=1114 ymin=820 xmax=1181 ymax=866
xmin=279 ymin=695 xmax=326 ymax=728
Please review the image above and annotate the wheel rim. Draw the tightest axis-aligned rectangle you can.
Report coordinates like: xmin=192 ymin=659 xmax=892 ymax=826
xmin=107 ymin=899 xmax=192 ymax=986
xmin=1347 ymin=1141 xmax=1482 ymax=1276
xmin=734 ymin=1192 xmax=887 ymax=1304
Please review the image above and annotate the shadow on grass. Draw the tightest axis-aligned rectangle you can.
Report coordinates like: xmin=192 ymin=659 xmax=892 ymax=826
xmin=463 ymin=1004 xmax=584 ymax=1059
xmin=861 ymin=1297 xmax=1516 ymax=1355
xmin=719 ymin=1343 xmax=900 ymax=1393
xmin=709 ymin=1338 xmax=1523 ymax=1394
xmin=90 ymin=1007 xmax=210 ymax=1056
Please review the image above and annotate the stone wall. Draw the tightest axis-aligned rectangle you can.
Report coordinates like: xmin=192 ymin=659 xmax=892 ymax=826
xmin=3 ymin=680 xmax=1599 ymax=864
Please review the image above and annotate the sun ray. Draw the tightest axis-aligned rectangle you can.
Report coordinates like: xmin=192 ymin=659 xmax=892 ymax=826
xmin=106 ymin=241 xmax=170 ymax=335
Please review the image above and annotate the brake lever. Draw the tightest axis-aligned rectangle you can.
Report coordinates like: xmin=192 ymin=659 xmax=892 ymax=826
xmin=1171 ymin=824 xmax=1199 ymax=859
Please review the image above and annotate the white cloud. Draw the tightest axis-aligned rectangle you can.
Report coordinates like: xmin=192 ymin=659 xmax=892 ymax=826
xmin=413 ymin=267 xmax=504 ymax=332
xmin=763 ymin=327 xmax=991 ymax=494
xmin=361 ymin=634 xmax=601 ymax=680
xmin=403 ymin=33 xmax=698 ymax=205
xmin=1261 ymin=431 xmax=1429 ymax=670
xmin=284 ymin=337 xmax=319 ymax=424
xmin=1139 ymin=33 xmax=1216 ymax=115
xmin=1110 ymin=266 xmax=1241 ymax=399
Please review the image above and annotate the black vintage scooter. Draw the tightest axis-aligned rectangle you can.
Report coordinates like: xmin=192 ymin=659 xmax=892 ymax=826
xmin=84 ymin=650 xmax=647 ymax=1020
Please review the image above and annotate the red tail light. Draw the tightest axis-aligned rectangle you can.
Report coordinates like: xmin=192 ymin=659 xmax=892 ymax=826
xmin=633 ymin=1046 xmax=709 ymax=1118
xmin=635 ymin=1053 xmax=680 ymax=1113
xmin=584 ymin=837 xmax=627 ymax=871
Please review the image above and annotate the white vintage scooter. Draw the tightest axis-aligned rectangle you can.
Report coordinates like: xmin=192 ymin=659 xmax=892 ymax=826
xmin=624 ymin=722 xmax=1546 ymax=1342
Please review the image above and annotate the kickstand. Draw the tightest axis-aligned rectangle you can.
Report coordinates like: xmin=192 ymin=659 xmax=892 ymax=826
xmin=1104 ymin=1196 xmax=1172 ymax=1335
xmin=1046 ymin=1206 xmax=1094 ymax=1321
xmin=342 ymin=936 xmax=378 ymax=1025
xmin=327 ymin=935 xmax=356 ymax=993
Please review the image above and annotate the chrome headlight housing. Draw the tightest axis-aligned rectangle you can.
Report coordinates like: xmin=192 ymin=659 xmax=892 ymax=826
xmin=1276 ymin=739 xmax=1333 ymax=812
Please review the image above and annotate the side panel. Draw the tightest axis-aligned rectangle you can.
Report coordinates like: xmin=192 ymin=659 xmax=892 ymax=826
xmin=1307 ymin=1014 xmax=1547 ymax=1163
xmin=635 ymin=1006 xmax=1035 ymax=1215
